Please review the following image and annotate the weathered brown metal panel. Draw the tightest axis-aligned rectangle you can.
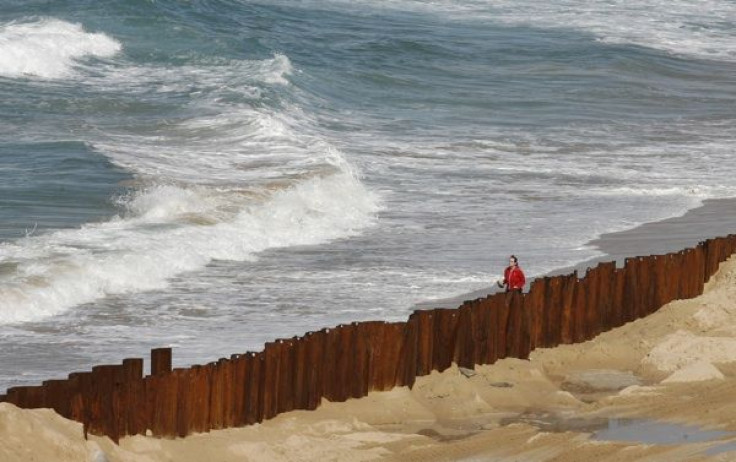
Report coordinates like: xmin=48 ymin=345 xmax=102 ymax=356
xmin=229 ymin=354 xmax=246 ymax=427
xmin=369 ymin=322 xmax=389 ymax=390
xmin=693 ymin=244 xmax=706 ymax=297
xmin=454 ymin=303 xmax=475 ymax=369
xmin=321 ymin=327 xmax=339 ymax=401
xmin=560 ymin=273 xmax=578 ymax=344
xmin=413 ymin=310 xmax=434 ymax=377
xmin=42 ymin=379 xmax=71 ymax=418
xmin=304 ymin=331 xmax=325 ymax=411
xmin=432 ymin=309 xmax=459 ymax=373
xmin=189 ymin=365 xmax=208 ymax=433
xmin=515 ymin=293 xmax=532 ymax=359
xmin=245 ymin=353 xmax=263 ymax=424
xmin=207 ymin=360 xmax=224 ymax=430
xmin=118 ymin=358 xmax=143 ymax=438
xmin=486 ymin=296 xmax=503 ymax=363
xmin=572 ymin=275 xmax=588 ymax=343
xmin=651 ymin=255 xmax=668 ymax=309
xmin=471 ymin=297 xmax=494 ymax=364
xmin=89 ymin=365 xmax=124 ymax=439
xmin=161 ymin=371 xmax=179 ymax=437
xmin=347 ymin=323 xmax=367 ymax=397
xmin=366 ymin=321 xmax=401 ymax=391
xmin=526 ymin=278 xmax=547 ymax=351
xmin=151 ymin=348 xmax=172 ymax=376
xmin=172 ymin=369 xmax=189 ymax=438
xmin=594 ymin=262 xmax=615 ymax=334
xmin=388 ymin=322 xmax=408 ymax=388
xmin=260 ymin=343 xmax=280 ymax=421
xmin=584 ymin=266 xmax=602 ymax=339
xmin=276 ymin=340 xmax=296 ymax=412
xmin=125 ymin=377 xmax=146 ymax=436
xmin=544 ymin=276 xmax=563 ymax=348
xmin=220 ymin=358 xmax=235 ymax=429
xmin=494 ymin=293 xmax=511 ymax=358
xmin=622 ymin=258 xmax=638 ymax=323
xmin=640 ymin=256 xmax=654 ymax=317
xmin=6 ymin=385 xmax=44 ymax=409
xmin=332 ymin=326 xmax=353 ymax=402
xmin=667 ymin=253 xmax=680 ymax=302
xmin=395 ymin=318 xmax=417 ymax=388
xmin=290 ymin=338 xmax=308 ymax=409
xmin=680 ymin=249 xmax=695 ymax=299
xmin=503 ymin=292 xmax=522 ymax=358
xmin=68 ymin=372 xmax=92 ymax=436
xmin=669 ymin=251 xmax=684 ymax=300
xmin=146 ymin=373 xmax=171 ymax=437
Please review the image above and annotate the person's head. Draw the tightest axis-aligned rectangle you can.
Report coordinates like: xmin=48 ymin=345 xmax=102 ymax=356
xmin=509 ymin=255 xmax=518 ymax=266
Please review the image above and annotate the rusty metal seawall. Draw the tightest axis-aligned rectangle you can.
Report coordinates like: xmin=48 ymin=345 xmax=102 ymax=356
xmin=2 ymin=235 xmax=735 ymax=442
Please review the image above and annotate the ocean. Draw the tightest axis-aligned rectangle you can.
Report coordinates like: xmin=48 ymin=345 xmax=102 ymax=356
xmin=1 ymin=0 xmax=735 ymax=389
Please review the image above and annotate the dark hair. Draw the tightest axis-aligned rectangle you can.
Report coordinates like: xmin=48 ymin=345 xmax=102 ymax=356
xmin=509 ymin=255 xmax=518 ymax=263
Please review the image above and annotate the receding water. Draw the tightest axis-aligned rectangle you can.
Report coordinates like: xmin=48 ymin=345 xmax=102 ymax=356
xmin=705 ymin=441 xmax=736 ymax=456
xmin=593 ymin=419 xmax=731 ymax=445
xmin=500 ymin=414 xmax=733 ymax=446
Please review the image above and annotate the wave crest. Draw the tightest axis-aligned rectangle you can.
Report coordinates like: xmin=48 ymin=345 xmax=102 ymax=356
xmin=0 ymin=18 xmax=121 ymax=79
xmin=0 ymin=172 xmax=380 ymax=324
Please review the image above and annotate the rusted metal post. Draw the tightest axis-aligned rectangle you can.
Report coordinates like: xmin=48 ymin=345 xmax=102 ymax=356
xmin=151 ymin=348 xmax=172 ymax=376
xmin=351 ymin=323 xmax=372 ymax=395
xmin=432 ymin=309 xmax=459 ymax=373
xmin=454 ymin=302 xmax=476 ymax=369
xmin=277 ymin=339 xmax=296 ymax=411
xmin=560 ymin=273 xmax=577 ymax=344
xmin=395 ymin=319 xmax=418 ymax=388
xmin=544 ymin=276 xmax=563 ymax=348
xmin=304 ymin=332 xmax=324 ymax=411
xmin=413 ymin=310 xmax=435 ymax=377
xmin=526 ymin=279 xmax=547 ymax=351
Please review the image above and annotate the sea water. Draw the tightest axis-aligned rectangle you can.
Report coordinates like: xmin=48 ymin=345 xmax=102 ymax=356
xmin=1 ymin=0 xmax=735 ymax=389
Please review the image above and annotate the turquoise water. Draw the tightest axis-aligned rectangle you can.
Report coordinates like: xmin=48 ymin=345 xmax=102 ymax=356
xmin=1 ymin=0 xmax=736 ymax=388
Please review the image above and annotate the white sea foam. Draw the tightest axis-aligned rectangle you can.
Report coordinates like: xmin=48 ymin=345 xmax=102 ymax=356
xmin=82 ymin=53 xmax=292 ymax=95
xmin=0 ymin=172 xmax=379 ymax=324
xmin=484 ymin=0 xmax=736 ymax=61
xmin=312 ymin=0 xmax=736 ymax=61
xmin=0 ymin=22 xmax=379 ymax=324
xmin=0 ymin=18 xmax=121 ymax=79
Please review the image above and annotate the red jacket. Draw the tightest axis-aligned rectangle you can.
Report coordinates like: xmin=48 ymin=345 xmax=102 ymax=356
xmin=503 ymin=266 xmax=526 ymax=291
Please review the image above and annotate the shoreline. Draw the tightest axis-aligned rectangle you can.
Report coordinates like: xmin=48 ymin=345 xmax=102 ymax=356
xmin=417 ymin=197 xmax=736 ymax=309
xmin=4 ymin=241 xmax=736 ymax=461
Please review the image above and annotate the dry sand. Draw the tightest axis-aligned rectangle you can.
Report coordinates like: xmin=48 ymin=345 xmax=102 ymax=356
xmin=5 ymin=256 xmax=736 ymax=461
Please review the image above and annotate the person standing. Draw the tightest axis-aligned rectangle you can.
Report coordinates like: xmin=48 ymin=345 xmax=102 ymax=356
xmin=500 ymin=255 xmax=525 ymax=292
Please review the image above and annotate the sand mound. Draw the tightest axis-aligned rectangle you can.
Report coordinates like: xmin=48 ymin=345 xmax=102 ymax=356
xmin=642 ymin=330 xmax=736 ymax=373
xmin=661 ymin=360 xmax=724 ymax=383
xmin=0 ymin=403 xmax=105 ymax=462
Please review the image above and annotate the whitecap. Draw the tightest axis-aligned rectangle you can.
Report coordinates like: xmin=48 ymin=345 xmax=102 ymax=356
xmin=0 ymin=18 xmax=121 ymax=79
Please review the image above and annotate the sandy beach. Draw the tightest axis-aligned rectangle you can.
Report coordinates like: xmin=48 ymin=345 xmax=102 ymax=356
xmin=4 ymin=248 xmax=736 ymax=461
